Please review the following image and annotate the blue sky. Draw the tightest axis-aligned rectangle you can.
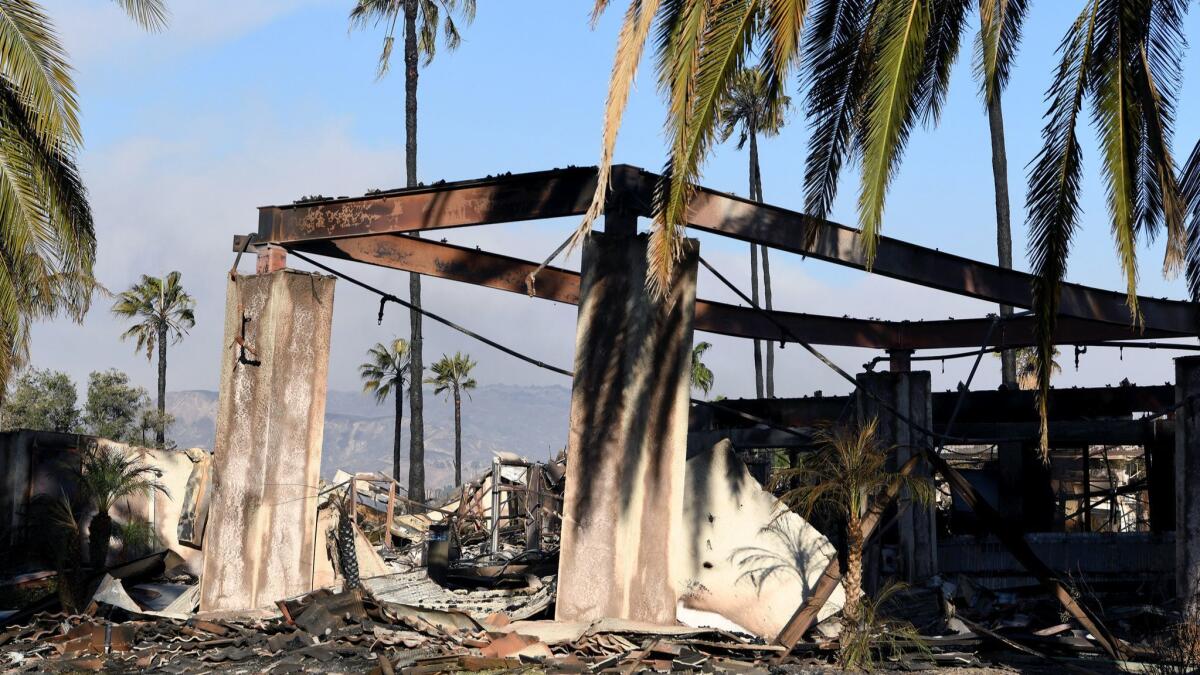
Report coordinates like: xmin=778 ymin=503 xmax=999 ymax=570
xmin=28 ymin=0 xmax=1200 ymax=402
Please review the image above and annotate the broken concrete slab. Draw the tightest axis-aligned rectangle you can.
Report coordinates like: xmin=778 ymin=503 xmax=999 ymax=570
xmin=677 ymin=439 xmax=845 ymax=638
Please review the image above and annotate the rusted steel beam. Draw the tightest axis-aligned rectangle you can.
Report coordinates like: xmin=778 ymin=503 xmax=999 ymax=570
xmin=616 ymin=167 xmax=1199 ymax=334
xmin=271 ymin=233 xmax=1181 ymax=350
xmin=256 ymin=167 xmax=598 ymax=243
xmin=255 ymin=164 xmax=1197 ymax=334
xmin=701 ymin=385 xmax=1174 ymax=429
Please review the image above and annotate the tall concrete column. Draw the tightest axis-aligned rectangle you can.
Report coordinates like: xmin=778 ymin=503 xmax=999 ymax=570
xmin=1175 ymin=356 xmax=1200 ymax=611
xmin=856 ymin=370 xmax=937 ymax=582
xmin=556 ymin=231 xmax=699 ymax=624
xmin=200 ymin=270 xmax=335 ymax=612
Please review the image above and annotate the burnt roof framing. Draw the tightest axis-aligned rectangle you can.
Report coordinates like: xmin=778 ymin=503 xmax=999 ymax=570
xmin=249 ymin=164 xmax=1200 ymax=348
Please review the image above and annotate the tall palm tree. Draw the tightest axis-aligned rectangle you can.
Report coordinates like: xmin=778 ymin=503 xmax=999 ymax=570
xmin=349 ymin=0 xmax=476 ymax=505
xmin=0 ymin=0 xmax=167 ymax=402
xmin=77 ymin=443 xmax=167 ymax=569
xmin=359 ymin=338 xmax=411 ymax=487
xmin=773 ymin=419 xmax=933 ymax=622
xmin=111 ymin=271 xmax=194 ymax=448
xmin=691 ymin=341 xmax=715 ymax=397
xmin=426 ymin=352 xmax=476 ymax=488
xmin=719 ymin=66 xmax=790 ymax=398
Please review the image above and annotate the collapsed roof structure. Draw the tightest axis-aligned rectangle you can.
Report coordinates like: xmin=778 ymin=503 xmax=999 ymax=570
xmin=5 ymin=163 xmax=1198 ymax=671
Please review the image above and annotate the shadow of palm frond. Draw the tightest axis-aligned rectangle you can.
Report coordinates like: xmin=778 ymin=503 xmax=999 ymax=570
xmin=730 ymin=517 xmax=828 ymax=595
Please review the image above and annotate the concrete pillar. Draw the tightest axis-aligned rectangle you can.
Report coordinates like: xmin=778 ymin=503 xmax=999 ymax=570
xmin=556 ymin=231 xmax=699 ymax=624
xmin=1175 ymin=356 xmax=1200 ymax=610
xmin=200 ymin=270 xmax=335 ymax=612
xmin=856 ymin=370 xmax=937 ymax=582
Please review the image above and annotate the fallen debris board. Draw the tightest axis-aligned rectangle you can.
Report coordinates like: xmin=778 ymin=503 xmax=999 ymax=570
xmin=677 ymin=439 xmax=844 ymax=638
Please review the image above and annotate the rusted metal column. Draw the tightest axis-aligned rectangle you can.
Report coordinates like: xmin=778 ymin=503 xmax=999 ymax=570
xmin=1175 ymin=356 xmax=1200 ymax=611
xmin=856 ymin=370 xmax=937 ymax=583
xmin=199 ymin=269 xmax=335 ymax=612
xmin=556 ymin=231 xmax=699 ymax=624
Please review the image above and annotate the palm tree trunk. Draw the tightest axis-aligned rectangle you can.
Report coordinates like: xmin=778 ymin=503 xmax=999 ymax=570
xmin=156 ymin=325 xmax=167 ymax=447
xmin=403 ymin=0 xmax=426 ymax=505
xmin=752 ymin=130 xmax=775 ymax=398
xmin=88 ymin=511 xmax=112 ymax=570
xmin=393 ymin=383 xmax=404 ymax=488
xmin=844 ymin=512 xmax=864 ymax=622
xmin=987 ymin=94 xmax=1017 ymax=388
xmin=453 ymin=387 xmax=462 ymax=487
xmin=749 ymin=129 xmax=764 ymax=399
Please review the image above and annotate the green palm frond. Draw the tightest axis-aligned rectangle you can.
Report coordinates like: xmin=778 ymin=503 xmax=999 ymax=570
xmin=651 ymin=0 xmax=758 ymax=297
xmin=801 ymin=0 xmax=874 ymax=220
xmin=1181 ymin=140 xmax=1200 ymax=301
xmin=914 ymin=0 xmax=969 ymax=125
xmin=856 ymin=0 xmax=932 ymax=267
xmin=975 ymin=0 xmax=1028 ymax=105
xmin=0 ymin=0 xmax=80 ymax=149
xmin=78 ymin=443 xmax=168 ymax=514
xmin=690 ymin=340 xmax=714 ymax=395
xmin=110 ymin=0 xmax=168 ymax=31
xmin=349 ymin=0 xmax=475 ymax=77
xmin=1090 ymin=1 xmax=1142 ymax=323
xmin=1026 ymin=1 xmax=1098 ymax=455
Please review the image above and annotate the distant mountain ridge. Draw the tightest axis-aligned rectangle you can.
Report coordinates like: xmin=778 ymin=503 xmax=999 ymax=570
xmin=167 ymin=384 xmax=571 ymax=490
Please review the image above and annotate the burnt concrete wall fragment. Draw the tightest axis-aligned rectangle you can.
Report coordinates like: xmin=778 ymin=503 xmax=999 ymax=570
xmin=556 ymin=232 xmax=698 ymax=624
xmin=200 ymin=270 xmax=335 ymax=612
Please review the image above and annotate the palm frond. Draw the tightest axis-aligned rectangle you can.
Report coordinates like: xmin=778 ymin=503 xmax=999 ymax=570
xmin=914 ymin=0 xmax=969 ymax=125
xmin=109 ymin=0 xmax=168 ymax=31
xmin=856 ymin=0 xmax=932 ymax=267
xmin=574 ymin=0 xmax=663 ymax=252
xmin=975 ymin=0 xmax=1028 ymax=104
xmin=651 ymin=0 xmax=757 ymax=297
xmin=801 ymin=0 xmax=872 ymax=220
xmin=757 ymin=0 xmax=807 ymax=120
xmin=1025 ymin=1 xmax=1098 ymax=455
xmin=1089 ymin=0 xmax=1143 ymax=323
xmin=1181 ymin=139 xmax=1200 ymax=302
xmin=0 ymin=0 xmax=80 ymax=149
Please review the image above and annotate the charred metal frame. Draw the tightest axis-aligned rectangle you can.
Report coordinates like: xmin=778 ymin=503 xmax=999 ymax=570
xmin=244 ymin=164 xmax=1199 ymax=351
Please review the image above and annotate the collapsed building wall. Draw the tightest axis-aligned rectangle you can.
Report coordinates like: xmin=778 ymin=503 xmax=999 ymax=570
xmin=0 ymin=430 xmax=208 ymax=573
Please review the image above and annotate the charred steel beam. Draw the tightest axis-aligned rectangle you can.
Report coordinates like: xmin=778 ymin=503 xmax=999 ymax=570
xmin=703 ymin=384 xmax=1174 ymax=428
xmin=256 ymin=166 xmax=599 ymax=242
xmin=254 ymin=164 xmax=1197 ymax=334
xmin=618 ymin=168 xmax=1199 ymax=334
xmin=270 ymin=233 xmax=1179 ymax=350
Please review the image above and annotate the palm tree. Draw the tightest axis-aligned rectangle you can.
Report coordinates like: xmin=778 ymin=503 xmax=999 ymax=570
xmin=349 ymin=0 xmax=476 ymax=505
xmin=1013 ymin=346 xmax=1061 ymax=392
xmin=0 ymin=0 xmax=167 ymax=403
xmin=426 ymin=352 xmax=477 ymax=487
xmin=111 ymin=271 xmax=195 ymax=448
xmin=691 ymin=341 xmax=715 ymax=397
xmin=77 ymin=443 xmax=167 ymax=569
xmin=719 ymin=66 xmax=789 ymax=398
xmin=359 ymin=339 xmax=411 ymax=487
xmin=772 ymin=419 xmax=933 ymax=622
